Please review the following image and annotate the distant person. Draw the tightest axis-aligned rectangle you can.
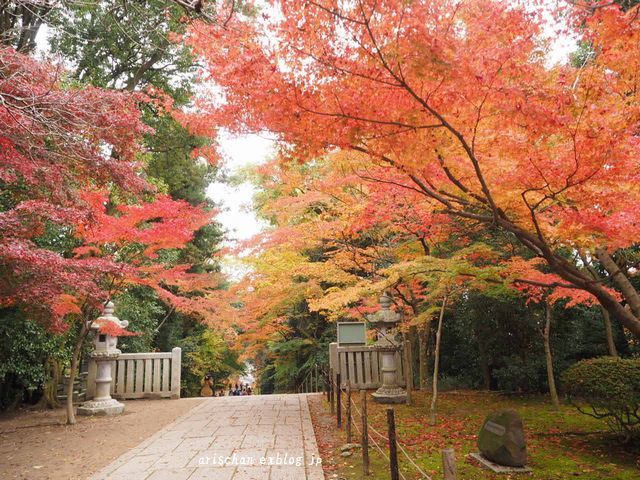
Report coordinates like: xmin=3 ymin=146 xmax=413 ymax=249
xmin=200 ymin=375 xmax=213 ymax=397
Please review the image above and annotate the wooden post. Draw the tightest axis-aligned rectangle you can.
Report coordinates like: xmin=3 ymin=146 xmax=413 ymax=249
xmin=387 ymin=408 xmax=399 ymax=480
xmin=329 ymin=368 xmax=335 ymax=414
xmin=325 ymin=370 xmax=330 ymax=401
xmin=442 ymin=449 xmax=457 ymax=480
xmin=361 ymin=389 xmax=370 ymax=476
xmin=170 ymin=347 xmax=181 ymax=399
xmin=403 ymin=339 xmax=413 ymax=406
xmin=314 ymin=364 xmax=318 ymax=392
xmin=346 ymin=383 xmax=352 ymax=442
xmin=336 ymin=373 xmax=342 ymax=428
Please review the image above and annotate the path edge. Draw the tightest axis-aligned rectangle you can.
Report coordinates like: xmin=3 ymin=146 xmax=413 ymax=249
xmin=302 ymin=393 xmax=325 ymax=480
xmin=90 ymin=398 xmax=206 ymax=479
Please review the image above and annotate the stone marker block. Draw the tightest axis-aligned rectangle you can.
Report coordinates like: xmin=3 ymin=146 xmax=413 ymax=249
xmin=477 ymin=409 xmax=527 ymax=467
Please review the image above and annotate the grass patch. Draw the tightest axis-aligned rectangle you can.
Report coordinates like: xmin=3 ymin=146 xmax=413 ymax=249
xmin=322 ymin=390 xmax=640 ymax=479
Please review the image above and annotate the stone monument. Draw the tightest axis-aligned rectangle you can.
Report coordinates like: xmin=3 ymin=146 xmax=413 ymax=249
xmin=366 ymin=292 xmax=407 ymax=404
xmin=78 ymin=302 xmax=128 ymax=416
xmin=476 ymin=409 xmax=528 ymax=467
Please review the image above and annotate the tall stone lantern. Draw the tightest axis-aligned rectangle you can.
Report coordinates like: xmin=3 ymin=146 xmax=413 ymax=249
xmin=366 ymin=292 xmax=407 ymax=404
xmin=78 ymin=301 xmax=127 ymax=416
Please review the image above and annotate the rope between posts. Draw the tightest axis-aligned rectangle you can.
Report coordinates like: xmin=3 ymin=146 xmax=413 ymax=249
xmin=352 ymin=412 xmax=361 ymax=434
xmin=367 ymin=420 xmax=432 ymax=480
xmin=332 ymin=382 xmax=432 ymax=480
xmin=367 ymin=424 xmax=408 ymax=480
xmin=396 ymin=441 xmax=432 ymax=480
xmin=351 ymin=395 xmax=363 ymax=417
xmin=368 ymin=422 xmax=389 ymax=442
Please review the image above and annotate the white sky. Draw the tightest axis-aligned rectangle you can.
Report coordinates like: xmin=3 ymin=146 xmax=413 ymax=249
xmin=206 ymin=131 xmax=274 ymax=243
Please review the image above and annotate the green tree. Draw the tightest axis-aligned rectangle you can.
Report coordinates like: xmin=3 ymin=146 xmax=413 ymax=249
xmin=0 ymin=1 xmax=229 ymax=410
xmin=179 ymin=327 xmax=244 ymax=396
xmin=0 ymin=310 xmax=70 ymax=410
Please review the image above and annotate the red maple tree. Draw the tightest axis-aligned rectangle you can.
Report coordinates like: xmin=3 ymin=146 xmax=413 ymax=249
xmin=187 ymin=1 xmax=640 ymax=338
xmin=0 ymin=47 xmax=219 ymax=423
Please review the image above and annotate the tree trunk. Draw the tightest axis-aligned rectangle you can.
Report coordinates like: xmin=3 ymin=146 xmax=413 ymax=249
xmin=476 ymin=325 xmax=492 ymax=390
xmin=418 ymin=322 xmax=431 ymax=390
xmin=38 ymin=357 xmax=61 ymax=409
xmin=125 ymin=39 xmax=169 ymax=91
xmin=479 ymin=355 xmax=492 ymax=391
xmin=543 ymin=302 xmax=560 ymax=410
xmin=596 ymin=248 xmax=640 ymax=319
xmin=600 ymin=306 xmax=618 ymax=357
xmin=430 ymin=295 xmax=447 ymax=425
xmin=66 ymin=322 xmax=89 ymax=425
xmin=581 ymin=253 xmax=621 ymax=356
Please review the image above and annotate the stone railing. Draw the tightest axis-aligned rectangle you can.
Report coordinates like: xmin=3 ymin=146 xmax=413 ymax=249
xmin=329 ymin=342 xmax=406 ymax=390
xmin=86 ymin=347 xmax=181 ymax=400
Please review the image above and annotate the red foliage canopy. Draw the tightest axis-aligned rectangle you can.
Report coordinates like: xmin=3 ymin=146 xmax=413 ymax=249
xmin=186 ymin=1 xmax=640 ymax=337
xmin=0 ymin=47 xmax=213 ymax=331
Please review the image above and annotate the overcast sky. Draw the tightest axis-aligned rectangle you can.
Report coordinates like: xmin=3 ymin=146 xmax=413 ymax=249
xmin=206 ymin=131 xmax=274 ymax=243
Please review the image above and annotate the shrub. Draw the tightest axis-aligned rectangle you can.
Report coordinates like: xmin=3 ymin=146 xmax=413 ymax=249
xmin=562 ymin=357 xmax=640 ymax=442
xmin=493 ymin=356 xmax=548 ymax=393
xmin=438 ymin=374 xmax=477 ymax=392
xmin=0 ymin=309 xmax=70 ymax=410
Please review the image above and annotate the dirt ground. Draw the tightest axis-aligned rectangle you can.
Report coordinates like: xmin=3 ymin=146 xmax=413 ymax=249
xmin=0 ymin=398 xmax=203 ymax=480
xmin=308 ymin=393 xmax=347 ymax=480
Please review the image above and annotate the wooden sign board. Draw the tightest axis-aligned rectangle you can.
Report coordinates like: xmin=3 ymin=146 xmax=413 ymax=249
xmin=337 ymin=322 xmax=366 ymax=346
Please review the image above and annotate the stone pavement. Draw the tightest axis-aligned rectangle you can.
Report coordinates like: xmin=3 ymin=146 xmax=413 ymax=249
xmin=92 ymin=393 xmax=325 ymax=480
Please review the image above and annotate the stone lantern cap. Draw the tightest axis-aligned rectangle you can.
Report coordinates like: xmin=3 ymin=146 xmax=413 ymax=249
xmin=366 ymin=292 xmax=402 ymax=326
xmin=92 ymin=301 xmax=133 ymax=337
xmin=366 ymin=292 xmax=402 ymax=351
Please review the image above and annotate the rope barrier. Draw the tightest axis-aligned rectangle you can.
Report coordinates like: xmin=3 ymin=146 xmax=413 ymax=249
xmin=368 ymin=422 xmax=389 ymax=442
xmin=330 ymin=380 xmax=432 ymax=480
xmin=367 ymin=422 xmax=409 ymax=480
xmin=397 ymin=441 xmax=432 ymax=480
xmin=366 ymin=411 xmax=432 ymax=479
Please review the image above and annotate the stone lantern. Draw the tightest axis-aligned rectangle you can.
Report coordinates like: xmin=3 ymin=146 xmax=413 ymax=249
xmin=366 ymin=292 xmax=407 ymax=404
xmin=78 ymin=301 xmax=127 ymax=416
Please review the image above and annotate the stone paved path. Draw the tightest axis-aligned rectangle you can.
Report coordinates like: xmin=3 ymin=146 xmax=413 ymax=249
xmin=92 ymin=394 xmax=324 ymax=480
